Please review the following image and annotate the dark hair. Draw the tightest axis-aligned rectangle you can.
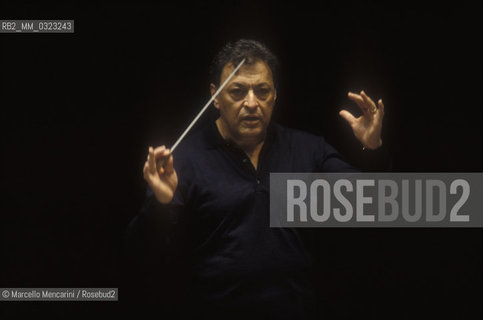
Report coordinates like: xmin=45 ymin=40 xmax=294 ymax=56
xmin=210 ymin=39 xmax=279 ymax=89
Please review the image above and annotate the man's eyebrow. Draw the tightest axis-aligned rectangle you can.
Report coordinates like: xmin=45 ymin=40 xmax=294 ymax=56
xmin=229 ymin=82 xmax=248 ymax=87
xmin=254 ymin=82 xmax=271 ymax=87
xmin=228 ymin=82 xmax=271 ymax=87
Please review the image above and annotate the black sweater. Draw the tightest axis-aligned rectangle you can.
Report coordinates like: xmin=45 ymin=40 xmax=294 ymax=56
xmin=126 ymin=121 xmax=387 ymax=319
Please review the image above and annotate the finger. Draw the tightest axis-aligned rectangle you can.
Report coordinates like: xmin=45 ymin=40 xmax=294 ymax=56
xmin=154 ymin=146 xmax=171 ymax=171
xmin=360 ymin=90 xmax=377 ymax=112
xmin=339 ymin=110 xmax=357 ymax=127
xmin=143 ymin=161 xmax=149 ymax=179
xmin=153 ymin=145 xmax=166 ymax=159
xmin=154 ymin=145 xmax=172 ymax=162
xmin=162 ymin=148 xmax=171 ymax=157
xmin=347 ymin=92 xmax=369 ymax=115
xmin=148 ymin=147 xmax=156 ymax=173
xmin=164 ymin=152 xmax=175 ymax=174
xmin=378 ymin=99 xmax=385 ymax=116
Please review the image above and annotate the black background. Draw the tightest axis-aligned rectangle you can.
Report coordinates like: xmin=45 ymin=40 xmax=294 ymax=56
xmin=0 ymin=0 xmax=481 ymax=319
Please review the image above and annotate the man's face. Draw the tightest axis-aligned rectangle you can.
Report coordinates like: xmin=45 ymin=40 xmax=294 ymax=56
xmin=211 ymin=59 xmax=277 ymax=142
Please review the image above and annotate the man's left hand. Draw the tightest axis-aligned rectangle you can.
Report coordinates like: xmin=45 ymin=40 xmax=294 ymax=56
xmin=339 ymin=90 xmax=384 ymax=150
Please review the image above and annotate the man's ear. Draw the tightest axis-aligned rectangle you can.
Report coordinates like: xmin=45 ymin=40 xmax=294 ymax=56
xmin=210 ymin=83 xmax=219 ymax=109
xmin=274 ymin=89 xmax=277 ymax=101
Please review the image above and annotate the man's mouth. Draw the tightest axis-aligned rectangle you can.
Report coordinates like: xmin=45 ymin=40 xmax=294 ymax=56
xmin=241 ymin=116 xmax=261 ymax=123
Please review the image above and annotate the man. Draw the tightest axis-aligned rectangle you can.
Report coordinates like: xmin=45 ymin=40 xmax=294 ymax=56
xmin=132 ymin=39 xmax=385 ymax=318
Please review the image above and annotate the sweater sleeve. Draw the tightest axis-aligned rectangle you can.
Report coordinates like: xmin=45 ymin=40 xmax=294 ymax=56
xmin=123 ymin=186 xmax=189 ymax=311
xmin=124 ymin=183 xmax=188 ymax=273
xmin=316 ymin=136 xmax=392 ymax=172
xmin=316 ymin=136 xmax=360 ymax=172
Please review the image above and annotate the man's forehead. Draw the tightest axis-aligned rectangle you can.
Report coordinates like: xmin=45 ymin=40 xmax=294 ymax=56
xmin=220 ymin=59 xmax=274 ymax=84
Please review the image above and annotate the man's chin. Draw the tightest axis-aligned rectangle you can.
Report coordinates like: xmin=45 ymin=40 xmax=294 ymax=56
xmin=238 ymin=126 xmax=265 ymax=139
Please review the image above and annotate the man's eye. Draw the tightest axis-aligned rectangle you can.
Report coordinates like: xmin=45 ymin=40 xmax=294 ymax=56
xmin=229 ymin=89 xmax=246 ymax=100
xmin=255 ymin=88 xmax=270 ymax=99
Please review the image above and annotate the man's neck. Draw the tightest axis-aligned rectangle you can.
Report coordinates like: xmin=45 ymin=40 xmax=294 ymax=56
xmin=216 ymin=119 xmax=265 ymax=169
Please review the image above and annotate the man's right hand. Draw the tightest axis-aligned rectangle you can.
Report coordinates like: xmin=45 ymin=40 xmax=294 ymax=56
xmin=143 ymin=146 xmax=178 ymax=204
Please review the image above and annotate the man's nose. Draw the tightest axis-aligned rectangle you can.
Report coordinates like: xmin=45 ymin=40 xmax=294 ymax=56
xmin=245 ymin=90 xmax=259 ymax=109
